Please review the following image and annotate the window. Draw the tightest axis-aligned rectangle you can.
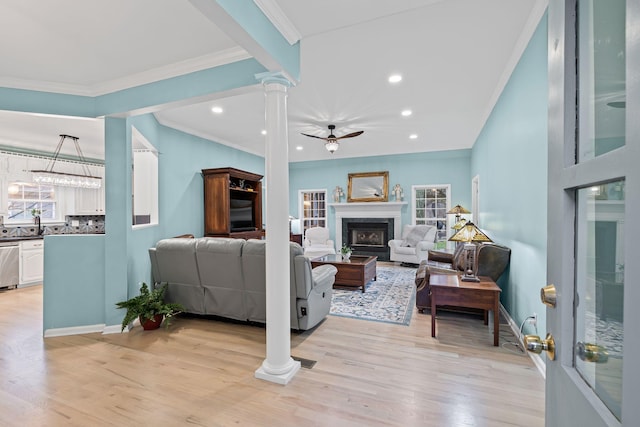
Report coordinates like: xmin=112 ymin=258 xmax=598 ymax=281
xmin=298 ymin=189 xmax=327 ymax=233
xmin=132 ymin=127 xmax=158 ymax=227
xmin=7 ymin=182 xmax=56 ymax=222
xmin=412 ymin=184 xmax=450 ymax=242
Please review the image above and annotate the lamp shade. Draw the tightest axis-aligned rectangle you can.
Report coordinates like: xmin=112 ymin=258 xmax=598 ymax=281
xmin=448 ymin=222 xmax=493 ymax=243
xmin=451 ymin=218 xmax=469 ymax=231
xmin=447 ymin=204 xmax=470 ymax=215
xmin=325 ymin=140 xmax=339 ymax=153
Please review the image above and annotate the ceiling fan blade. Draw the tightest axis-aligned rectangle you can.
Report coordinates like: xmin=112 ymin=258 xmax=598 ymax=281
xmin=301 ymin=132 xmax=329 ymax=141
xmin=335 ymin=130 xmax=364 ymax=140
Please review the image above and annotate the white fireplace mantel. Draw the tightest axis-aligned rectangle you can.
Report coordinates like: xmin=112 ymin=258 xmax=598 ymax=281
xmin=329 ymin=202 xmax=407 ymax=249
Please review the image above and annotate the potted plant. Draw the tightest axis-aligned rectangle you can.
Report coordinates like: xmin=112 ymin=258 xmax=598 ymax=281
xmin=115 ymin=282 xmax=184 ymax=331
xmin=340 ymin=244 xmax=352 ymax=260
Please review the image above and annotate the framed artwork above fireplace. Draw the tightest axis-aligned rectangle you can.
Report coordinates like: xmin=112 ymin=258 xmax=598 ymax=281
xmin=347 ymin=171 xmax=389 ymax=202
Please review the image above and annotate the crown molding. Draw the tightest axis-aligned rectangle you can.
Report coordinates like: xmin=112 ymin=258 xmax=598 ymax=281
xmin=0 ymin=47 xmax=251 ymax=97
xmin=253 ymin=0 xmax=301 ymax=45
xmin=91 ymin=47 xmax=251 ymax=96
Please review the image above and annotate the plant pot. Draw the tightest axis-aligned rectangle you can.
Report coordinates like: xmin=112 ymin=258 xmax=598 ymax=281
xmin=139 ymin=314 xmax=164 ymax=330
xmin=342 ymin=252 xmax=351 ymax=260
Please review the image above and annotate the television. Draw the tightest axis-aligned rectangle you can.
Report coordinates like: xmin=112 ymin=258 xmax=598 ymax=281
xmin=229 ymin=197 xmax=256 ymax=232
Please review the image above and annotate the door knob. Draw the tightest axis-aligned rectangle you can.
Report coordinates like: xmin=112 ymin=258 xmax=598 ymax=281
xmin=524 ymin=333 xmax=556 ymax=360
xmin=576 ymin=342 xmax=609 ymax=363
xmin=540 ymin=284 xmax=557 ymax=307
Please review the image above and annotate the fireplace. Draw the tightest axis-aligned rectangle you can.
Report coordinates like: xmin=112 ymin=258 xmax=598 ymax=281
xmin=342 ymin=218 xmax=394 ymax=261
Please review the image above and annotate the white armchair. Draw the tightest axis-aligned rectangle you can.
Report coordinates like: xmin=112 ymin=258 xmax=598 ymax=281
xmin=388 ymin=224 xmax=438 ymax=265
xmin=303 ymin=227 xmax=336 ymax=258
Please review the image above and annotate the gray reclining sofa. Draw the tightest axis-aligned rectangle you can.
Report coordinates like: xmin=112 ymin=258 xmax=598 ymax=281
xmin=149 ymin=237 xmax=338 ymax=330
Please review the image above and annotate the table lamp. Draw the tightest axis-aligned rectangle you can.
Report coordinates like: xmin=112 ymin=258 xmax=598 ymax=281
xmin=451 ymin=218 xmax=469 ymax=231
xmin=447 ymin=204 xmax=471 ymax=223
xmin=448 ymin=221 xmax=493 ymax=282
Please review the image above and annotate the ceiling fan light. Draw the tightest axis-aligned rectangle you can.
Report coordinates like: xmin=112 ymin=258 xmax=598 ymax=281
xmin=325 ymin=140 xmax=339 ymax=153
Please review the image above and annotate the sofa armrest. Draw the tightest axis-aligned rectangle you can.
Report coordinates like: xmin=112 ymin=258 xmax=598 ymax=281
xmin=311 ymin=264 xmax=337 ymax=293
xmin=416 ymin=240 xmax=435 ymax=252
xmin=428 ymin=249 xmax=454 ymax=264
xmin=388 ymin=239 xmax=402 ymax=249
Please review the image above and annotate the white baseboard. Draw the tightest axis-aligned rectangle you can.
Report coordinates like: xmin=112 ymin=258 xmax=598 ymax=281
xmin=44 ymin=323 xmax=105 ymax=338
xmin=500 ymin=304 xmax=546 ymax=379
xmin=102 ymin=324 xmax=125 ymax=335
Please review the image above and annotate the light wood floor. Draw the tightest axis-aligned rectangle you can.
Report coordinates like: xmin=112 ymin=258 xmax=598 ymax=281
xmin=0 ymin=284 xmax=545 ymax=427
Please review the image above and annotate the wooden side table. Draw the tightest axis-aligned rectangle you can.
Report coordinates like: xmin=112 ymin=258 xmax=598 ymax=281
xmin=429 ymin=274 xmax=502 ymax=346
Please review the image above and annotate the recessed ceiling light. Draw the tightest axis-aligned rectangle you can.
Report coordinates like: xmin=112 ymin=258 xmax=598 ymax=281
xmin=261 ymin=130 xmax=267 ymax=135
xmin=211 ymin=106 xmax=223 ymax=114
xmin=401 ymin=109 xmax=412 ymax=117
xmin=409 ymin=134 xmax=418 ymax=139
xmin=388 ymin=74 xmax=402 ymax=83
xmin=296 ymin=146 xmax=303 ymax=151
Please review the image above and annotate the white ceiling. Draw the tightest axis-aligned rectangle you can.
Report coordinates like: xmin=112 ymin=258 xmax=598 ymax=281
xmin=0 ymin=0 xmax=546 ymax=162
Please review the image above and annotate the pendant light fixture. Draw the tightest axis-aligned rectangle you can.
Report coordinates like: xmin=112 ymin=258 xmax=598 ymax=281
xmin=30 ymin=134 xmax=102 ymax=189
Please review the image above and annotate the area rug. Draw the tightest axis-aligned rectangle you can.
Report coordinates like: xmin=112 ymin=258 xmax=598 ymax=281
xmin=330 ymin=265 xmax=417 ymax=325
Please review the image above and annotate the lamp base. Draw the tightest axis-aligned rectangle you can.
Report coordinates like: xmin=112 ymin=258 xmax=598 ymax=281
xmin=461 ymin=274 xmax=480 ymax=282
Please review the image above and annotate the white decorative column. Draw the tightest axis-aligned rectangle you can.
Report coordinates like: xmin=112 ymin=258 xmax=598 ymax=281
xmin=254 ymin=72 xmax=300 ymax=384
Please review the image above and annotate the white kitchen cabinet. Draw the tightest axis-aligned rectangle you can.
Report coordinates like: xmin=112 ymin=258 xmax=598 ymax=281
xmin=19 ymin=239 xmax=44 ymax=285
xmin=0 ymin=175 xmax=7 ymax=217
xmin=75 ymin=186 xmax=105 ymax=214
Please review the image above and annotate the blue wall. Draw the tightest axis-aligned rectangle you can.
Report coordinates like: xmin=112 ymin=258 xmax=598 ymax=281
xmin=126 ymin=115 xmax=264 ymax=298
xmin=471 ymin=13 xmax=548 ymax=335
xmin=289 ymin=149 xmax=472 ymax=242
xmin=43 ymin=235 xmax=105 ymax=330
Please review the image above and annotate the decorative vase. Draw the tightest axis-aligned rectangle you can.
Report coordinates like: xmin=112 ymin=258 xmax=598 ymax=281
xmin=342 ymin=252 xmax=351 ymax=260
xmin=140 ymin=314 xmax=164 ymax=330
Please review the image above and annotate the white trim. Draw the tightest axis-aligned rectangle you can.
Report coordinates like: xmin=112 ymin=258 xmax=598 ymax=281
xmin=253 ymin=0 xmax=302 ymax=45
xmin=472 ymin=175 xmax=480 ymax=225
xmin=411 ymin=183 xmax=451 ymax=238
xmin=329 ymin=202 xmax=407 ymax=250
xmin=500 ymin=304 xmax=546 ymax=379
xmin=298 ymin=189 xmax=329 ymax=233
xmin=44 ymin=323 xmax=105 ymax=338
xmin=102 ymin=324 xmax=126 ymax=335
xmin=0 ymin=48 xmax=251 ymax=97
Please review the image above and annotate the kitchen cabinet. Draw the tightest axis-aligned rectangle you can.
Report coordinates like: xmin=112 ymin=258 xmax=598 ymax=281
xmin=75 ymin=186 xmax=105 ymax=214
xmin=0 ymin=175 xmax=7 ymax=217
xmin=19 ymin=239 xmax=44 ymax=285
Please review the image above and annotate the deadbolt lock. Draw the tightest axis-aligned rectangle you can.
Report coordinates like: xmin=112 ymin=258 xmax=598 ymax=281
xmin=577 ymin=342 xmax=609 ymax=363
xmin=540 ymin=284 xmax=557 ymax=307
xmin=524 ymin=333 xmax=556 ymax=360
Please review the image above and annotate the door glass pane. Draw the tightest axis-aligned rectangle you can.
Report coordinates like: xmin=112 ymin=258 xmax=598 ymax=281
xmin=576 ymin=0 xmax=626 ymax=162
xmin=575 ymin=181 xmax=624 ymax=420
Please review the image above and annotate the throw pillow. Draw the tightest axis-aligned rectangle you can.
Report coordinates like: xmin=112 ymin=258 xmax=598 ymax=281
xmin=401 ymin=225 xmax=433 ymax=247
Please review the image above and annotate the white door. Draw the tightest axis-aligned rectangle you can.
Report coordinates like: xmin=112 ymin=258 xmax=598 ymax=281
xmin=543 ymin=0 xmax=638 ymax=425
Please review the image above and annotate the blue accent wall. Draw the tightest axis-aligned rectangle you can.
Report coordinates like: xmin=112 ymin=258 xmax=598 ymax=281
xmin=289 ymin=150 xmax=472 ymax=242
xmin=471 ymin=13 xmax=548 ymax=335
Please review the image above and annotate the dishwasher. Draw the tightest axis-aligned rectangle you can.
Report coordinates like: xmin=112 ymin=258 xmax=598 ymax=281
xmin=0 ymin=241 xmax=19 ymax=289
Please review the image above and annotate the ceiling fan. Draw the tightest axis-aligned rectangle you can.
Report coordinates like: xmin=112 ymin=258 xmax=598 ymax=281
xmin=301 ymin=124 xmax=364 ymax=153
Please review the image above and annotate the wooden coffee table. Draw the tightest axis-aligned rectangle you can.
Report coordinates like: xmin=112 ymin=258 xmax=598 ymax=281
xmin=429 ymin=274 xmax=501 ymax=346
xmin=311 ymin=254 xmax=377 ymax=292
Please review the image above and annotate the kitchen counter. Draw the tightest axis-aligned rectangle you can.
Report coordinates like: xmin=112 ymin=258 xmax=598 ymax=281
xmin=0 ymin=236 xmax=45 ymax=242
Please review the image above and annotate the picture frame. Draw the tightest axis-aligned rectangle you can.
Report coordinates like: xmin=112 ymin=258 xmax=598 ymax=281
xmin=347 ymin=171 xmax=389 ymax=202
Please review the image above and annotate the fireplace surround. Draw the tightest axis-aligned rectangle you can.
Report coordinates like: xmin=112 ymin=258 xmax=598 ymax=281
xmin=330 ymin=201 xmax=407 ymax=261
xmin=342 ymin=218 xmax=394 ymax=260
